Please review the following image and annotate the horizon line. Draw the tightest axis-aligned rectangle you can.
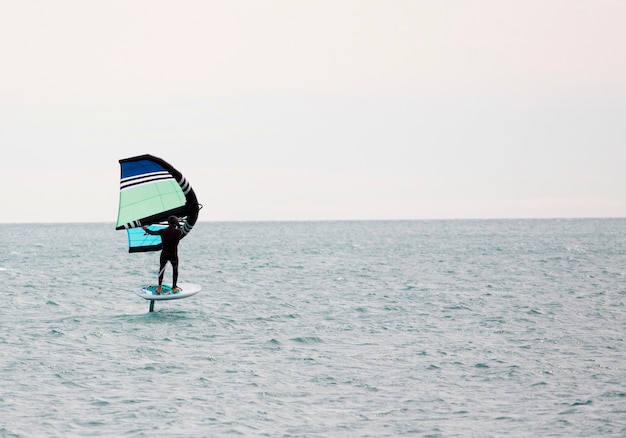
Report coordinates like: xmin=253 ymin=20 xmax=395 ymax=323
xmin=1 ymin=216 xmax=625 ymax=225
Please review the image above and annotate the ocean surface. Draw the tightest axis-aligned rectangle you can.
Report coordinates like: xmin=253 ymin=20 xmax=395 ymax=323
xmin=1 ymin=219 xmax=625 ymax=437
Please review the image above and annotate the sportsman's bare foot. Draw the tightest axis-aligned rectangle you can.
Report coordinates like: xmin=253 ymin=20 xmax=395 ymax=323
xmin=172 ymin=286 xmax=180 ymax=294
xmin=156 ymin=286 xmax=162 ymax=294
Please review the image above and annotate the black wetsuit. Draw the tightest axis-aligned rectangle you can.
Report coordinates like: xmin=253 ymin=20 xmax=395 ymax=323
xmin=146 ymin=225 xmax=182 ymax=287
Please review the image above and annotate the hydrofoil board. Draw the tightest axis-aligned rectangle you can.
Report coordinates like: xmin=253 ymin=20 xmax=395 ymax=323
xmin=135 ymin=282 xmax=201 ymax=301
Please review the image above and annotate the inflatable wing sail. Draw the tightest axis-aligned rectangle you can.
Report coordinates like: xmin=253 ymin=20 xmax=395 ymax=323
xmin=116 ymin=154 xmax=200 ymax=253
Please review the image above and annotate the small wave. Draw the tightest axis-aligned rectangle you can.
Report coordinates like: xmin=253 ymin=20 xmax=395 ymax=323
xmin=444 ymin=305 xmax=472 ymax=311
xmin=290 ymin=336 xmax=323 ymax=344
xmin=571 ymin=399 xmax=592 ymax=406
xmin=601 ymin=391 xmax=626 ymax=398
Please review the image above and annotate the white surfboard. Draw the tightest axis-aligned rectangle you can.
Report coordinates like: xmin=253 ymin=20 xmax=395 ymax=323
xmin=135 ymin=282 xmax=202 ymax=301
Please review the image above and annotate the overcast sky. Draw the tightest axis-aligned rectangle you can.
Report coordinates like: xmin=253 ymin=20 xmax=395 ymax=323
xmin=1 ymin=0 xmax=625 ymax=223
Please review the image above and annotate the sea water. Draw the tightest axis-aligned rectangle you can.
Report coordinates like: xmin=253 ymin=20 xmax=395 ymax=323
xmin=0 ymin=219 xmax=625 ymax=437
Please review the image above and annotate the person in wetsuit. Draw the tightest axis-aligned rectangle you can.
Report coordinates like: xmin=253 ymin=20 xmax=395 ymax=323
xmin=142 ymin=215 xmax=183 ymax=294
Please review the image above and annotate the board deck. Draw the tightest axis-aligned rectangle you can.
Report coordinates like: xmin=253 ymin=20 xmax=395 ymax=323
xmin=135 ymin=282 xmax=202 ymax=301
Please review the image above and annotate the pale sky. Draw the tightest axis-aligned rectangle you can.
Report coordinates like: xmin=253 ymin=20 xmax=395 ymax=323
xmin=1 ymin=0 xmax=625 ymax=223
